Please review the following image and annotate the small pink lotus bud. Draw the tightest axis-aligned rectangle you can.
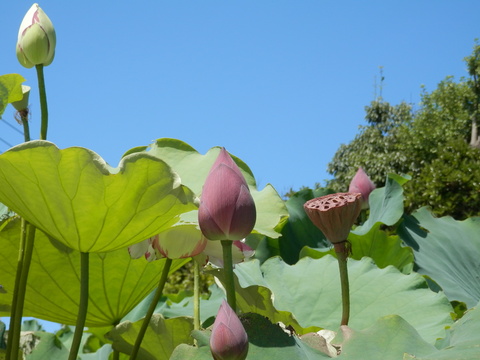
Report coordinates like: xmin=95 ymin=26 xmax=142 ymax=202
xmin=198 ymin=148 xmax=256 ymax=241
xmin=210 ymin=300 xmax=249 ymax=360
xmin=348 ymin=168 xmax=376 ymax=209
xmin=304 ymin=192 xmax=362 ymax=244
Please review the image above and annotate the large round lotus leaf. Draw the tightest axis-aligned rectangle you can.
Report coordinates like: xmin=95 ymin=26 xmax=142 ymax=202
xmin=107 ymin=314 xmax=194 ymax=360
xmin=122 ymin=284 xmax=225 ymax=325
xmin=0 ymin=218 xmax=189 ymax=327
xmin=349 ymin=223 xmax=414 ymax=274
xmin=126 ymin=138 xmax=288 ymax=239
xmin=352 ymin=174 xmax=408 ymax=236
xmin=275 ymin=188 xmax=332 ymax=265
xmin=399 ymin=207 xmax=480 ymax=308
xmin=208 ymin=268 xmax=316 ymax=335
xmin=233 ymin=256 xmax=453 ymax=344
xmin=170 ymin=313 xmax=331 ymax=360
xmin=0 ymin=141 xmax=196 ymax=252
xmin=338 ymin=315 xmax=437 ymax=360
xmin=403 ymin=302 xmax=480 ymax=359
xmin=301 ymin=223 xmax=414 ymax=275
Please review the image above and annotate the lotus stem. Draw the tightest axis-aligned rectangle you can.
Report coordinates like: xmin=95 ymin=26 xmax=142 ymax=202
xmin=5 ymin=219 xmax=26 ymax=360
xmin=112 ymin=349 xmax=120 ymax=360
xmin=35 ymin=64 xmax=48 ymax=140
xmin=130 ymin=258 xmax=172 ymax=360
xmin=221 ymin=240 xmax=236 ymax=312
xmin=6 ymin=104 xmax=34 ymax=360
xmin=193 ymin=259 xmax=201 ymax=331
xmin=17 ymin=109 xmax=31 ymax=142
xmin=334 ymin=242 xmax=350 ymax=326
xmin=6 ymin=221 xmax=35 ymax=360
xmin=68 ymin=252 xmax=90 ymax=360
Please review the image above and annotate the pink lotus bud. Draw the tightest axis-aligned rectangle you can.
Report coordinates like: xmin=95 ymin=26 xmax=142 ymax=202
xmin=210 ymin=300 xmax=249 ymax=360
xmin=16 ymin=3 xmax=56 ymax=68
xmin=198 ymin=148 xmax=256 ymax=241
xmin=348 ymin=168 xmax=376 ymax=209
xmin=304 ymin=193 xmax=362 ymax=244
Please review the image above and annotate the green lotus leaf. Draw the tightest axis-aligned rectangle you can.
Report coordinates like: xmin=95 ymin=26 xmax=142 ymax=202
xmin=79 ymin=344 xmax=120 ymax=359
xmin=0 ymin=217 xmax=189 ymax=326
xmin=211 ymin=267 xmax=317 ymax=335
xmin=122 ymin=283 xmax=224 ymax=327
xmin=170 ymin=313 xmax=331 ymax=360
xmin=273 ymin=188 xmax=332 ymax=264
xmin=337 ymin=315 xmax=437 ymax=360
xmin=0 ymin=74 xmax=26 ymax=116
xmin=0 ymin=141 xmax=196 ymax=252
xmin=403 ymin=302 xmax=480 ymax=359
xmin=300 ymin=223 xmax=415 ymax=274
xmin=299 ymin=245 xmax=335 ymax=260
xmin=107 ymin=314 xmax=194 ymax=360
xmin=233 ymin=256 xmax=453 ymax=343
xmin=24 ymin=332 xmax=70 ymax=360
xmin=353 ymin=173 xmax=408 ymax=236
xmin=348 ymin=223 xmax=414 ymax=274
xmin=127 ymin=138 xmax=288 ymax=239
xmin=399 ymin=207 xmax=480 ymax=308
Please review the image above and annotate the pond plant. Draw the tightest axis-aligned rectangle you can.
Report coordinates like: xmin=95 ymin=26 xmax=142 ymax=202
xmin=1 ymin=4 xmax=480 ymax=360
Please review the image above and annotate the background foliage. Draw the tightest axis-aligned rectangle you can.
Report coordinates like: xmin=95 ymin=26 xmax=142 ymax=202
xmin=326 ymin=43 xmax=480 ymax=219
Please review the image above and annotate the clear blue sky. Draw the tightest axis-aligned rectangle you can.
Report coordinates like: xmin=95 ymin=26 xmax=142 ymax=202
xmin=1 ymin=1 xmax=480 ymax=197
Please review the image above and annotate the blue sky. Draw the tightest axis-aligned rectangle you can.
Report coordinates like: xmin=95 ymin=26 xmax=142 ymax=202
xmin=1 ymin=1 xmax=480 ymax=197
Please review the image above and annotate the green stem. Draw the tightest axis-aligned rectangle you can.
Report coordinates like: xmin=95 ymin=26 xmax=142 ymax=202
xmin=193 ymin=259 xmax=201 ymax=331
xmin=221 ymin=240 xmax=236 ymax=312
xmin=334 ymin=242 xmax=350 ymax=326
xmin=130 ymin=258 xmax=172 ymax=360
xmin=20 ymin=113 xmax=30 ymax=142
xmin=68 ymin=252 xmax=89 ymax=360
xmin=6 ymin=111 xmax=32 ymax=360
xmin=112 ymin=349 xmax=120 ymax=360
xmin=35 ymin=64 xmax=48 ymax=140
xmin=6 ymin=220 xmax=27 ymax=360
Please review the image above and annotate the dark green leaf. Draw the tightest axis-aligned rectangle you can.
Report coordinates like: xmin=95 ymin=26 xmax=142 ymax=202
xmin=399 ymin=207 xmax=480 ymax=307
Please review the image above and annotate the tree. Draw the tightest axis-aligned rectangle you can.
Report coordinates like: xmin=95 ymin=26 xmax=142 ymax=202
xmin=327 ymin=43 xmax=480 ymax=219
xmin=327 ymin=98 xmax=413 ymax=189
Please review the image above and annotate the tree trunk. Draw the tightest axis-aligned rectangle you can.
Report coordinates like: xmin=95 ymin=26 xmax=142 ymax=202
xmin=470 ymin=116 xmax=480 ymax=149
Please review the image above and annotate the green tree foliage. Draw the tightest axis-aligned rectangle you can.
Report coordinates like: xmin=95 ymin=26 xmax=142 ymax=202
xmin=327 ymin=43 xmax=480 ymax=219
xmin=327 ymin=99 xmax=413 ymax=188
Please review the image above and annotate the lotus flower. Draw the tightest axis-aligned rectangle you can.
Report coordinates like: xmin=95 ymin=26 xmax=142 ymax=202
xmin=348 ymin=168 xmax=376 ymax=209
xmin=210 ymin=300 xmax=249 ymax=360
xmin=198 ymin=148 xmax=256 ymax=241
xmin=153 ymin=225 xmax=208 ymax=259
xmin=16 ymin=3 xmax=56 ymax=68
xmin=128 ymin=236 xmax=158 ymax=262
xmin=128 ymin=225 xmax=207 ymax=261
xmin=304 ymin=192 xmax=362 ymax=244
xmin=130 ymin=232 xmax=253 ymax=267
